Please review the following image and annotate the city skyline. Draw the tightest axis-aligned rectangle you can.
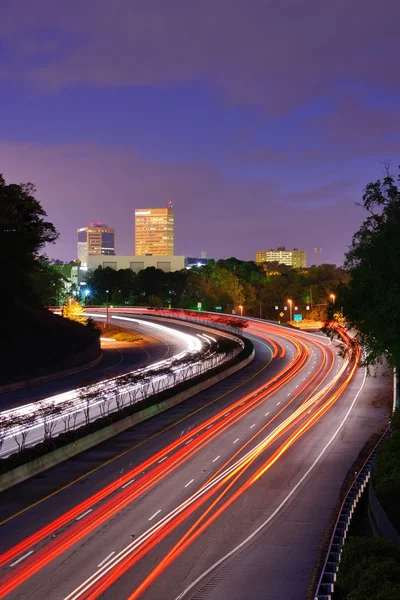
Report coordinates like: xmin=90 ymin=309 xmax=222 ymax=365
xmin=1 ymin=1 xmax=399 ymax=266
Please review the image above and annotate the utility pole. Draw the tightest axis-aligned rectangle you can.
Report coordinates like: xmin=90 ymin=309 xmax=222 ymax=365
xmin=233 ymin=265 xmax=237 ymax=314
xmin=259 ymin=299 xmax=262 ymax=319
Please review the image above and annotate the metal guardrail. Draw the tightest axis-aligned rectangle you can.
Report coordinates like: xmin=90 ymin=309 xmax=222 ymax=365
xmin=314 ymin=427 xmax=389 ymax=600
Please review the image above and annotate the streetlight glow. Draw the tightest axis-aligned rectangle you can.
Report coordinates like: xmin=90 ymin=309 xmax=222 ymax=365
xmin=287 ymin=299 xmax=293 ymax=323
xmin=239 ymin=304 xmax=243 ymax=316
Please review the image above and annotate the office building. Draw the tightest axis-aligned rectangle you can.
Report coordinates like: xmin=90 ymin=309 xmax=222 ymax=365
xmin=134 ymin=204 xmax=174 ymax=255
xmin=72 ymin=254 xmax=185 ymax=287
xmin=77 ymin=222 xmax=115 ymax=263
xmin=292 ymin=249 xmax=307 ymax=268
xmin=255 ymin=247 xmax=306 ymax=268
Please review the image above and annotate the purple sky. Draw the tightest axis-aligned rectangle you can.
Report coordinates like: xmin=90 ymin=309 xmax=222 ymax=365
xmin=1 ymin=0 xmax=399 ymax=266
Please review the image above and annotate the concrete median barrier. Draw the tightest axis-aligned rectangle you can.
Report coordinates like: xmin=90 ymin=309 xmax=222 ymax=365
xmin=0 ymin=347 xmax=254 ymax=492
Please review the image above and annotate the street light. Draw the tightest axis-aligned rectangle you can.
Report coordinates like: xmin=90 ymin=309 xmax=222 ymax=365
xmin=239 ymin=304 xmax=244 ymax=316
xmin=287 ymin=299 xmax=293 ymax=323
xmin=330 ymin=293 xmax=336 ymax=305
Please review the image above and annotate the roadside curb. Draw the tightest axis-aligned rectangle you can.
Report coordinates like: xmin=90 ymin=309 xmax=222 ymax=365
xmin=0 ymin=348 xmax=254 ymax=492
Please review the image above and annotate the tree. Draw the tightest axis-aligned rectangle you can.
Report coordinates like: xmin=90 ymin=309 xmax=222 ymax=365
xmin=62 ymin=298 xmax=88 ymax=325
xmin=0 ymin=174 xmax=58 ymax=306
xmin=338 ymin=165 xmax=400 ymax=367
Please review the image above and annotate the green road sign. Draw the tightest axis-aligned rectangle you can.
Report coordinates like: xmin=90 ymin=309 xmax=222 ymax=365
xmin=294 ymin=313 xmax=303 ymax=322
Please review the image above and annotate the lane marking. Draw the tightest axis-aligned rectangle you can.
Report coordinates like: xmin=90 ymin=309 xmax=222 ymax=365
xmin=76 ymin=509 xmax=93 ymax=521
xmin=121 ymin=479 xmax=135 ymax=489
xmin=97 ymin=552 xmax=115 ymax=568
xmin=158 ymin=456 xmax=168 ymax=463
xmin=148 ymin=510 xmax=161 ymax=521
xmin=185 ymin=438 xmax=193 ymax=445
xmin=250 ymin=424 xmax=256 ymax=429
xmin=206 ymin=425 xmax=212 ymax=430
xmin=184 ymin=479 xmax=195 ymax=488
xmin=295 ymin=385 xmax=299 ymax=388
xmin=277 ymin=402 xmax=281 ymax=406
xmin=10 ymin=550 xmax=34 ymax=568
xmin=212 ymin=456 xmax=220 ymax=462
xmin=224 ymin=412 xmax=231 ymax=416
xmin=175 ymin=367 xmax=368 ymax=600
xmin=265 ymin=412 xmax=270 ymax=416
xmin=233 ymin=438 xmax=240 ymax=444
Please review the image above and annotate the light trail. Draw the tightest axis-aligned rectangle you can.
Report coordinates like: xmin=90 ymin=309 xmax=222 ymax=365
xmin=0 ymin=321 xmax=356 ymax=600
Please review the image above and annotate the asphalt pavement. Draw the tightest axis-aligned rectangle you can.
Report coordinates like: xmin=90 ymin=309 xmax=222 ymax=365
xmin=0 ymin=320 xmax=391 ymax=600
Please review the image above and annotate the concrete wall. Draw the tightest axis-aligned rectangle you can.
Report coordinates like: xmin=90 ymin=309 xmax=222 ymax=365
xmin=0 ymin=347 xmax=254 ymax=492
xmin=80 ymin=254 xmax=185 ymax=272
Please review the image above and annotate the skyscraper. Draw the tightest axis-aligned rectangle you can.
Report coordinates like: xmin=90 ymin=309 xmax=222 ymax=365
xmin=77 ymin=222 xmax=115 ymax=263
xmin=134 ymin=204 xmax=174 ymax=255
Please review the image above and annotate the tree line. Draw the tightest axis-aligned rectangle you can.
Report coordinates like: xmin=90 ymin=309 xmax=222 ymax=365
xmin=75 ymin=260 xmax=347 ymax=321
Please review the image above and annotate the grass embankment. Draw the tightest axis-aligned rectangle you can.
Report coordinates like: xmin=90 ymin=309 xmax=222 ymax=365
xmin=373 ymin=409 xmax=400 ymax=534
xmin=0 ymin=304 xmax=100 ymax=386
xmin=100 ymin=324 xmax=143 ymax=344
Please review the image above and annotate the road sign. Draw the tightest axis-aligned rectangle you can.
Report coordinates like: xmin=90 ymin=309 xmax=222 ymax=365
xmin=275 ymin=305 xmax=279 ymax=310
xmin=215 ymin=306 xmax=222 ymax=311
xmin=279 ymin=312 xmax=284 ymax=317
xmin=293 ymin=313 xmax=303 ymax=322
xmin=197 ymin=302 xmax=202 ymax=310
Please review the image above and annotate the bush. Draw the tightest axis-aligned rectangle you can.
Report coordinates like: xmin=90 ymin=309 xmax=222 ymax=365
xmin=336 ymin=536 xmax=400 ymax=600
xmin=373 ymin=426 xmax=400 ymax=533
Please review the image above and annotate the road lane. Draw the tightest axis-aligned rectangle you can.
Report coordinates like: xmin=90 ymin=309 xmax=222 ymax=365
xmin=0 ymin=320 xmax=352 ymax=600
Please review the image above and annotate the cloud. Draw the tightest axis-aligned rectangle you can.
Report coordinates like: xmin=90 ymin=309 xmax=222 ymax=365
xmin=0 ymin=140 xmax=364 ymax=266
xmin=1 ymin=0 xmax=399 ymax=114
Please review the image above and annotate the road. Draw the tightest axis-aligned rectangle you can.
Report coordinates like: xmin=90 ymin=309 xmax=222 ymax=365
xmin=0 ymin=317 xmax=189 ymax=411
xmin=0 ymin=315 xmax=238 ymax=457
xmin=0 ymin=317 xmax=385 ymax=600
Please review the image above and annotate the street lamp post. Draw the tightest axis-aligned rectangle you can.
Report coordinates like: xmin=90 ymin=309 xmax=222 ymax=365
xmin=105 ymin=289 xmax=109 ymax=328
xmin=287 ymin=299 xmax=293 ymax=323
xmin=239 ymin=304 xmax=243 ymax=317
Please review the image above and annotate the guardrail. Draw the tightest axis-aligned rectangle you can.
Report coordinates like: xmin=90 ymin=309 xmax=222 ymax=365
xmin=0 ymin=316 xmax=244 ymax=459
xmin=313 ymin=427 xmax=389 ymax=600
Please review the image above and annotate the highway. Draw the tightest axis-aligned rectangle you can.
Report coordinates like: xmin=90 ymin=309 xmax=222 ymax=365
xmin=0 ymin=317 xmax=367 ymax=600
xmin=0 ymin=316 xmax=190 ymax=411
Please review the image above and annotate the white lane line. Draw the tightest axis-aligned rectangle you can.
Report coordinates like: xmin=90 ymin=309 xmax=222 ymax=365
xmin=287 ymin=393 xmax=291 ymax=396
xmin=303 ymin=377 xmax=306 ymax=381
xmin=233 ymin=438 xmax=240 ymax=444
xmin=97 ymin=552 xmax=115 ymax=568
xmin=250 ymin=424 xmax=256 ymax=429
xmin=148 ymin=509 xmax=161 ymax=521
xmin=176 ymin=368 xmax=368 ymax=600
xmin=308 ymin=371 xmax=311 ymax=374
xmin=224 ymin=412 xmax=231 ymax=416
xmin=121 ymin=478 xmax=135 ymax=489
xmin=239 ymin=402 xmax=245 ymax=406
xmin=206 ymin=425 xmax=212 ymax=430
xmin=185 ymin=438 xmax=194 ymax=445
xmin=277 ymin=402 xmax=281 ymax=406
xmin=185 ymin=479 xmax=195 ymax=488
xmin=76 ymin=509 xmax=93 ymax=521
xmin=158 ymin=456 xmax=168 ymax=463
xmin=265 ymin=412 xmax=270 ymax=416
xmin=10 ymin=550 xmax=34 ymax=567
xmin=212 ymin=456 xmax=220 ymax=462
xmin=295 ymin=385 xmax=299 ymax=388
